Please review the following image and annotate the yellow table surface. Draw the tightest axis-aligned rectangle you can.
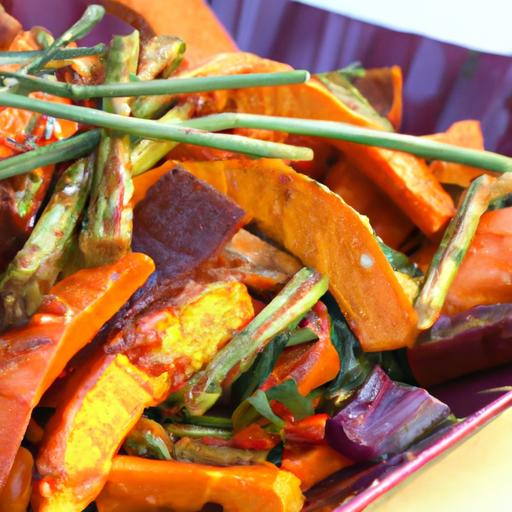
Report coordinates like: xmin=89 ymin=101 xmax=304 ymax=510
xmin=367 ymin=407 xmax=512 ymax=511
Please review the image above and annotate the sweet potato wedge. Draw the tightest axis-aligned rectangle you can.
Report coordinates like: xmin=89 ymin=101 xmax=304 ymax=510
xmin=134 ymin=161 xmax=418 ymax=352
xmin=96 ymin=456 xmax=304 ymax=512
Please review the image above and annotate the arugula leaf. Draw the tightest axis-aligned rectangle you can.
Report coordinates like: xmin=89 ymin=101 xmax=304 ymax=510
xmin=266 ymin=379 xmax=314 ymax=420
xmin=231 ymin=332 xmax=290 ymax=403
xmin=246 ymin=390 xmax=285 ymax=429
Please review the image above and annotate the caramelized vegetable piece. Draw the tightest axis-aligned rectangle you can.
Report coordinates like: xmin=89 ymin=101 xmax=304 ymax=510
xmin=350 ymin=66 xmax=403 ymax=129
xmin=100 ymin=0 xmax=236 ymax=67
xmin=262 ymin=302 xmax=340 ymax=395
xmin=33 ymin=281 xmax=253 ymax=511
xmin=426 ymin=120 xmax=494 ymax=187
xmin=134 ymin=159 xmax=418 ymax=351
xmin=282 ymin=443 xmax=352 ymax=491
xmin=95 ymin=456 xmax=304 ymax=512
xmin=324 ymin=157 xmax=414 ymax=248
xmin=443 ymin=207 xmax=512 ymax=315
xmin=212 ymin=228 xmax=302 ymax=291
xmin=0 ymin=447 xmax=33 ymax=512
xmin=181 ymin=52 xmax=453 ymax=236
xmin=0 ymin=253 xmax=154 ymax=490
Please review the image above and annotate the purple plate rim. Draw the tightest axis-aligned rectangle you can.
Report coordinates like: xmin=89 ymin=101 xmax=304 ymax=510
xmin=334 ymin=390 xmax=512 ymax=511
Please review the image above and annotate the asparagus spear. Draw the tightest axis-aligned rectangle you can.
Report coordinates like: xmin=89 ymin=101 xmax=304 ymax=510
xmin=415 ymin=173 xmax=512 ymax=329
xmin=136 ymin=36 xmax=186 ymax=81
xmin=131 ymin=103 xmax=193 ymax=175
xmin=79 ymin=31 xmax=140 ymax=267
xmin=0 ymin=156 xmax=94 ymax=329
xmin=20 ymin=4 xmax=105 ymax=74
xmin=176 ymin=268 xmax=328 ymax=416
xmin=0 ymin=130 xmax=101 ymax=180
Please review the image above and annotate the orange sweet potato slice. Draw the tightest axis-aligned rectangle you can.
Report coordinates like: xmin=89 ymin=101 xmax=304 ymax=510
xmin=33 ymin=281 xmax=254 ymax=511
xmin=134 ymin=160 xmax=418 ymax=352
xmin=0 ymin=253 xmax=154 ymax=490
xmin=96 ymin=456 xmax=304 ymax=512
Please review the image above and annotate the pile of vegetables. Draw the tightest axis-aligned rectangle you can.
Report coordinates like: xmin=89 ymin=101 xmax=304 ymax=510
xmin=0 ymin=2 xmax=511 ymax=511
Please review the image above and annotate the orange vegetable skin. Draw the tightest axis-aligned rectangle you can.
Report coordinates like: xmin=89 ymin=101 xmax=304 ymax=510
xmin=100 ymin=0 xmax=237 ymax=67
xmin=282 ymin=443 xmax=352 ymax=491
xmin=33 ymin=281 xmax=254 ymax=511
xmin=96 ymin=456 xmax=304 ymax=512
xmin=443 ymin=207 xmax=512 ymax=316
xmin=181 ymin=52 xmax=453 ymax=236
xmin=426 ymin=120 xmax=494 ymax=187
xmin=0 ymin=447 xmax=33 ymax=512
xmin=325 ymin=157 xmax=414 ymax=248
xmin=134 ymin=160 xmax=418 ymax=351
xmin=0 ymin=253 xmax=155 ymax=491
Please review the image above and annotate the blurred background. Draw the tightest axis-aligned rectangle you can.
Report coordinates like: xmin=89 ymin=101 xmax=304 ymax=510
xmin=4 ymin=0 xmax=512 ymax=154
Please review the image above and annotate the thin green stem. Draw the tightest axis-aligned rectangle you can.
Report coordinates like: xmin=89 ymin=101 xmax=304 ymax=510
xmin=0 ymin=45 xmax=106 ymax=66
xmin=0 ymin=70 xmax=310 ymax=99
xmin=0 ymin=93 xmax=313 ymax=161
xmin=0 ymin=130 xmax=101 ymax=181
xmin=21 ymin=4 xmax=105 ymax=74
xmin=180 ymin=113 xmax=512 ymax=174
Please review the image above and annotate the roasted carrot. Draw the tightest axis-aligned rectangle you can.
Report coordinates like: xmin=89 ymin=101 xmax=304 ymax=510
xmin=0 ymin=253 xmax=154 ymax=491
xmin=33 ymin=281 xmax=254 ymax=511
xmin=95 ymin=456 xmax=304 ymax=512
xmin=134 ymin=160 xmax=418 ymax=351
xmin=426 ymin=120 xmax=494 ymax=187
xmin=0 ymin=447 xmax=33 ymax=512
xmin=281 ymin=443 xmax=352 ymax=491
xmin=443 ymin=207 xmax=512 ymax=316
xmin=324 ymin=156 xmax=414 ymax=248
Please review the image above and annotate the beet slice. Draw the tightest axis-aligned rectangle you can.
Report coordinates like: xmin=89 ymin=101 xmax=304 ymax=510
xmin=133 ymin=165 xmax=246 ymax=279
xmin=325 ymin=366 xmax=450 ymax=462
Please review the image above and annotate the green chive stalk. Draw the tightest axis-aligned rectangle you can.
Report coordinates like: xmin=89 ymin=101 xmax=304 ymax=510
xmin=0 ymin=130 xmax=100 ymax=181
xmin=79 ymin=31 xmax=140 ymax=267
xmin=131 ymin=103 xmax=193 ymax=175
xmin=21 ymin=4 xmax=105 ymax=74
xmin=177 ymin=268 xmax=328 ymax=416
xmin=165 ymin=423 xmax=232 ymax=439
xmin=0 ymin=156 xmax=94 ymax=329
xmin=181 ymin=113 xmax=512 ymax=174
xmin=0 ymin=70 xmax=310 ymax=100
xmin=0 ymin=45 xmax=106 ymax=66
xmin=415 ymin=175 xmax=493 ymax=330
xmin=0 ymin=93 xmax=313 ymax=161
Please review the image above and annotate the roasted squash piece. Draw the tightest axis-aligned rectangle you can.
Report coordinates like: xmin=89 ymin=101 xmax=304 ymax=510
xmin=134 ymin=161 xmax=418 ymax=351
xmin=33 ymin=281 xmax=254 ymax=511
xmin=0 ymin=253 xmax=154 ymax=490
xmin=96 ymin=456 xmax=304 ymax=512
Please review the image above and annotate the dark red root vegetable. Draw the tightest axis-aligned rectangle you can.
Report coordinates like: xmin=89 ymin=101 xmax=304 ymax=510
xmin=408 ymin=304 xmax=512 ymax=387
xmin=325 ymin=366 xmax=450 ymax=462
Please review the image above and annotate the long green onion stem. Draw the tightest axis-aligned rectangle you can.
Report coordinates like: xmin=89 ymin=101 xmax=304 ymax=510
xmin=0 ymin=93 xmax=313 ymax=161
xmin=0 ymin=44 xmax=106 ymax=66
xmin=0 ymin=130 xmax=101 ymax=181
xmin=180 ymin=113 xmax=512 ymax=173
xmin=0 ymin=70 xmax=310 ymax=99
xmin=21 ymin=4 xmax=105 ymax=74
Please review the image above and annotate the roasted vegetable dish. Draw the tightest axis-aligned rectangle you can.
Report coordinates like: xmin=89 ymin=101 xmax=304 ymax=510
xmin=0 ymin=2 xmax=511 ymax=511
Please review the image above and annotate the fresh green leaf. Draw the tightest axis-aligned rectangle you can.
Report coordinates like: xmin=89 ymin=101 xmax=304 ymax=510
xmin=231 ymin=332 xmax=290 ymax=404
xmin=246 ymin=390 xmax=285 ymax=429
xmin=266 ymin=379 xmax=314 ymax=421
